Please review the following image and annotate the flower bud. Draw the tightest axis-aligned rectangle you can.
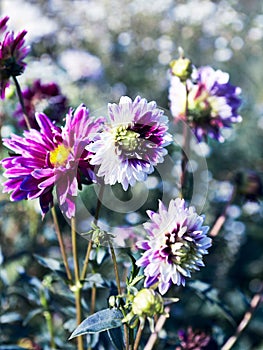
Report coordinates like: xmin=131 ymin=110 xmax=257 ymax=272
xmin=170 ymin=57 xmax=192 ymax=81
xmin=132 ymin=289 xmax=164 ymax=317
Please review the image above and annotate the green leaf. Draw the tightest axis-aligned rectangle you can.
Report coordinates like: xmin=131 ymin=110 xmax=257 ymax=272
xmin=107 ymin=327 xmax=124 ymax=350
xmin=69 ymin=308 xmax=123 ymax=339
xmin=33 ymin=254 xmax=67 ymax=279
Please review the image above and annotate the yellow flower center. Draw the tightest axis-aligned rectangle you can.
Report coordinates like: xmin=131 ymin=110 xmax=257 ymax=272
xmin=113 ymin=125 xmax=140 ymax=152
xmin=49 ymin=144 xmax=71 ymax=167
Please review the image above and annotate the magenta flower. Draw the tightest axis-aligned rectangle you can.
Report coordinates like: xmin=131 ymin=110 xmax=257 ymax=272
xmin=0 ymin=16 xmax=29 ymax=99
xmin=1 ymin=105 xmax=104 ymax=218
xmin=136 ymin=198 xmax=212 ymax=295
xmin=177 ymin=327 xmax=217 ymax=350
xmin=88 ymin=96 xmax=172 ymax=190
xmin=169 ymin=66 xmax=242 ymax=142
xmin=14 ymin=79 xmax=68 ymax=129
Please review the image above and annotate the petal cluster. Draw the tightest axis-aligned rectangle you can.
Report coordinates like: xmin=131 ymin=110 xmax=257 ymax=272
xmin=14 ymin=79 xmax=68 ymax=129
xmin=0 ymin=16 xmax=30 ymax=99
xmin=1 ymin=105 xmax=104 ymax=218
xmin=136 ymin=198 xmax=211 ymax=295
xmin=88 ymin=95 xmax=172 ymax=190
xmin=169 ymin=66 xmax=242 ymax=142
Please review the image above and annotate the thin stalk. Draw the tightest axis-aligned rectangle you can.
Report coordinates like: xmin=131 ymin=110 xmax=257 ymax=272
xmin=144 ymin=307 xmax=170 ymax=350
xmin=12 ymin=75 xmax=31 ymax=130
xmin=134 ymin=323 xmax=144 ymax=350
xmin=180 ymin=82 xmax=190 ymax=196
xmin=51 ymin=207 xmax=72 ymax=282
xmin=71 ymin=217 xmax=84 ymax=350
xmin=210 ymin=187 xmax=236 ymax=237
xmin=221 ymin=285 xmax=263 ymax=350
xmin=90 ymin=283 xmax=96 ymax=315
xmin=109 ymin=240 xmax=130 ymax=349
xmin=41 ymin=289 xmax=56 ymax=350
xmin=80 ymin=185 xmax=104 ymax=281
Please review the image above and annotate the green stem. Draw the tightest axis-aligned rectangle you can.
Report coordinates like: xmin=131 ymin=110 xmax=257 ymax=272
xmin=109 ymin=241 xmax=121 ymax=295
xmin=71 ymin=217 xmax=84 ymax=350
xmin=40 ymin=288 xmax=56 ymax=350
xmin=80 ymin=185 xmax=104 ymax=281
xmin=51 ymin=207 xmax=72 ymax=282
xmin=12 ymin=75 xmax=31 ymax=130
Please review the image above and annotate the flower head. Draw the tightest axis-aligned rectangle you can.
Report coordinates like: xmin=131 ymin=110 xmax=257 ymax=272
xmin=136 ymin=198 xmax=211 ymax=295
xmin=14 ymin=79 xmax=68 ymax=129
xmin=177 ymin=327 xmax=218 ymax=350
xmin=0 ymin=16 xmax=29 ymax=99
xmin=88 ymin=96 xmax=172 ymax=190
xmin=169 ymin=66 xmax=242 ymax=142
xmin=1 ymin=105 xmax=104 ymax=218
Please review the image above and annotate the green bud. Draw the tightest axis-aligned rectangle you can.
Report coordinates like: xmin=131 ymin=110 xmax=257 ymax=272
xmin=170 ymin=57 xmax=192 ymax=81
xmin=132 ymin=289 xmax=164 ymax=317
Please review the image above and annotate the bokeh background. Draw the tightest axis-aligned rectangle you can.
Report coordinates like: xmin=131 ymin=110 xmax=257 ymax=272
xmin=0 ymin=0 xmax=263 ymax=349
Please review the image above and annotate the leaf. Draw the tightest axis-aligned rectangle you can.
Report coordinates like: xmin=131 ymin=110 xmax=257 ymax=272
xmin=0 ymin=312 xmax=21 ymax=323
xmin=107 ymin=327 xmax=124 ymax=350
xmin=22 ymin=308 xmax=43 ymax=326
xmin=69 ymin=308 xmax=123 ymax=339
xmin=0 ymin=346 xmax=25 ymax=349
xmin=33 ymin=254 xmax=67 ymax=279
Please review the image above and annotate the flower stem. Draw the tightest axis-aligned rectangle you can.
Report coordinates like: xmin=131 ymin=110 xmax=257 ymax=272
xmin=90 ymin=283 xmax=96 ymax=315
xmin=133 ymin=322 xmax=144 ymax=350
xmin=221 ymin=284 xmax=263 ymax=350
xmin=40 ymin=288 xmax=56 ymax=350
xmin=71 ymin=217 xmax=84 ymax=350
xmin=51 ymin=207 xmax=72 ymax=282
xmin=109 ymin=241 xmax=121 ymax=295
xmin=180 ymin=82 xmax=190 ymax=196
xmin=144 ymin=307 xmax=170 ymax=350
xmin=12 ymin=75 xmax=31 ymax=130
xmin=80 ymin=185 xmax=104 ymax=281
xmin=210 ymin=187 xmax=236 ymax=237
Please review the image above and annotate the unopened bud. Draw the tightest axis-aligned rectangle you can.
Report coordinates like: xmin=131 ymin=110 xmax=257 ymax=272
xmin=170 ymin=56 xmax=192 ymax=81
xmin=132 ymin=289 xmax=164 ymax=317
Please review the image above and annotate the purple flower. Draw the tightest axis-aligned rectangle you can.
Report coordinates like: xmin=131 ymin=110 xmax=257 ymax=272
xmin=136 ymin=198 xmax=212 ymax=295
xmin=0 ymin=16 xmax=9 ymax=34
xmin=1 ymin=105 xmax=104 ymax=218
xmin=169 ymin=66 xmax=242 ymax=142
xmin=177 ymin=327 xmax=218 ymax=350
xmin=0 ymin=16 xmax=29 ymax=99
xmin=88 ymin=96 xmax=172 ymax=190
xmin=14 ymin=79 xmax=68 ymax=129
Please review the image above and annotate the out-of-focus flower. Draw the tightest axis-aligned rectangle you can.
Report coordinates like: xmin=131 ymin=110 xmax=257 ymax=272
xmin=88 ymin=95 xmax=172 ymax=190
xmin=136 ymin=198 xmax=211 ymax=295
xmin=176 ymin=327 xmax=218 ymax=350
xmin=1 ymin=105 xmax=104 ymax=218
xmin=169 ymin=66 xmax=242 ymax=142
xmin=17 ymin=338 xmax=41 ymax=350
xmin=234 ymin=169 xmax=263 ymax=201
xmin=14 ymin=79 xmax=68 ymax=129
xmin=59 ymin=49 xmax=103 ymax=81
xmin=0 ymin=16 xmax=29 ymax=99
xmin=170 ymin=49 xmax=193 ymax=81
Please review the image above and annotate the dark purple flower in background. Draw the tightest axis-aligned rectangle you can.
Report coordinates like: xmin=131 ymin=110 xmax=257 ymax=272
xmin=176 ymin=327 xmax=218 ymax=350
xmin=0 ymin=16 xmax=29 ymax=99
xmin=88 ymin=95 xmax=172 ymax=190
xmin=14 ymin=79 xmax=68 ymax=129
xmin=136 ymin=198 xmax=211 ymax=295
xmin=169 ymin=66 xmax=242 ymax=142
xmin=1 ymin=105 xmax=104 ymax=218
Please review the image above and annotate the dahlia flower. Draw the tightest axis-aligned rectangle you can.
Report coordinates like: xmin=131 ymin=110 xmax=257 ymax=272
xmin=136 ymin=198 xmax=212 ymax=295
xmin=14 ymin=79 xmax=68 ymax=129
xmin=1 ymin=105 xmax=104 ymax=218
xmin=169 ymin=66 xmax=242 ymax=142
xmin=0 ymin=16 xmax=29 ymax=99
xmin=88 ymin=95 xmax=172 ymax=190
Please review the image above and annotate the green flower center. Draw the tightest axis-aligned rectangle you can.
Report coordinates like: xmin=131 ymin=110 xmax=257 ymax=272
xmin=49 ymin=144 xmax=71 ymax=167
xmin=113 ymin=125 xmax=140 ymax=152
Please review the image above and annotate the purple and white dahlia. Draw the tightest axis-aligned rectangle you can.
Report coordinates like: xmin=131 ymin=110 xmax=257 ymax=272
xmin=1 ymin=105 xmax=104 ymax=218
xmin=136 ymin=198 xmax=212 ymax=295
xmin=169 ymin=66 xmax=242 ymax=142
xmin=0 ymin=16 xmax=29 ymax=99
xmin=88 ymin=96 xmax=172 ymax=190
